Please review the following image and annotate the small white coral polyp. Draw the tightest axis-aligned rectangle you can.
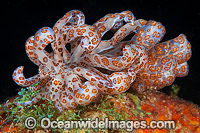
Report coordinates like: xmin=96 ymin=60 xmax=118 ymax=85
xmin=13 ymin=10 xmax=191 ymax=111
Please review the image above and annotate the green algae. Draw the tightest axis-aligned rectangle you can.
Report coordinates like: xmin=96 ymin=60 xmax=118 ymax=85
xmin=1 ymin=85 xmax=149 ymax=132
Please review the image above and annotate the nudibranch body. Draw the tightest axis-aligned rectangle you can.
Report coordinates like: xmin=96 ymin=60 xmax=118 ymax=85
xmin=12 ymin=10 xmax=191 ymax=111
xmin=132 ymin=34 xmax=191 ymax=91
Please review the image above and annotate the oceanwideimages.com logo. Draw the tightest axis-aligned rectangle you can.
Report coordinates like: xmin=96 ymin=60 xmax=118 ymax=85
xmin=25 ymin=117 xmax=175 ymax=131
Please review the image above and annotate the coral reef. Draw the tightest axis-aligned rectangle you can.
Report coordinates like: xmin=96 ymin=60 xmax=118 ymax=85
xmin=12 ymin=10 xmax=191 ymax=111
xmin=0 ymin=86 xmax=199 ymax=132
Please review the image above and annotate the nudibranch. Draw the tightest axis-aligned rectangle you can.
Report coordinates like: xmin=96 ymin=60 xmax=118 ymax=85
xmin=12 ymin=10 xmax=191 ymax=111
xmin=132 ymin=33 xmax=192 ymax=91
